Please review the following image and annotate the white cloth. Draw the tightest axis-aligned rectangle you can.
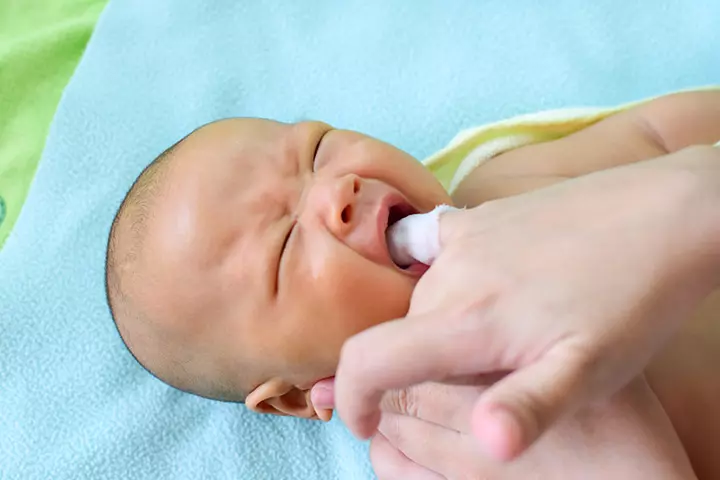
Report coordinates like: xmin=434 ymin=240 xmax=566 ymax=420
xmin=386 ymin=204 xmax=460 ymax=266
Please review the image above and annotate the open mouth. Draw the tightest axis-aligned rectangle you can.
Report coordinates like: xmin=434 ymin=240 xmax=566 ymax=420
xmin=387 ymin=202 xmax=417 ymax=230
xmin=384 ymin=201 xmax=428 ymax=273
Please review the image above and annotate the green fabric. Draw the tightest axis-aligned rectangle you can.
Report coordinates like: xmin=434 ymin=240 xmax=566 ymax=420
xmin=0 ymin=0 xmax=106 ymax=247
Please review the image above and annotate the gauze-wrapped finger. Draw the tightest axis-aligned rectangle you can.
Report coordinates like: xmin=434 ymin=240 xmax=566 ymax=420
xmin=386 ymin=204 xmax=459 ymax=266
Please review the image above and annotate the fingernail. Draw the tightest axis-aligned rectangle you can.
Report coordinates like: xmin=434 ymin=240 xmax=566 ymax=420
xmin=311 ymin=383 xmax=335 ymax=409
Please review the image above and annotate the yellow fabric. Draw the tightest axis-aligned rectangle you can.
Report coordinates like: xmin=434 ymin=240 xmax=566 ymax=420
xmin=423 ymin=87 xmax=719 ymax=194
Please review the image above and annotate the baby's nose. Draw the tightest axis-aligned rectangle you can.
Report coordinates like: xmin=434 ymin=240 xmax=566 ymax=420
xmin=318 ymin=174 xmax=361 ymax=236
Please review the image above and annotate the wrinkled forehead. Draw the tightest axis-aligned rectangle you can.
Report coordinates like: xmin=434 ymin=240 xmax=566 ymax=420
xmin=177 ymin=118 xmax=292 ymax=165
xmin=134 ymin=119 xmax=299 ymax=322
xmin=167 ymin=118 xmax=332 ymax=189
xmin=162 ymin=119 xmax=287 ymax=212
xmin=146 ymin=119 xmax=286 ymax=265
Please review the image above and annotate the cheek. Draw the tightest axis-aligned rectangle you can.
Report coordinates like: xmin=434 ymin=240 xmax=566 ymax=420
xmin=296 ymin=263 xmax=414 ymax=376
xmin=284 ymin=227 xmax=415 ymax=373
xmin=318 ymin=254 xmax=415 ymax=336
xmin=272 ymin=251 xmax=414 ymax=382
xmin=302 ymin=229 xmax=416 ymax=330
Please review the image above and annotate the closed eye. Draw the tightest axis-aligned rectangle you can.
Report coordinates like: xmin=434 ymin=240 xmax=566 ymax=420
xmin=276 ymin=127 xmax=328 ymax=293
xmin=312 ymin=129 xmax=330 ymax=172
xmin=275 ymin=221 xmax=295 ymax=294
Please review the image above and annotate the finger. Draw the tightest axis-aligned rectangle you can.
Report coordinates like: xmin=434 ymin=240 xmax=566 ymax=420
xmin=438 ymin=370 xmax=511 ymax=386
xmin=437 ymin=207 xmax=469 ymax=248
xmin=387 ymin=205 xmax=462 ymax=266
xmin=335 ymin=310 xmax=501 ymax=439
xmin=378 ymin=413 xmax=498 ymax=479
xmin=379 ymin=383 xmax=483 ymax=434
xmin=370 ymin=432 xmax=445 ymax=480
xmin=470 ymin=345 xmax=590 ymax=462
xmin=310 ymin=377 xmax=335 ymax=409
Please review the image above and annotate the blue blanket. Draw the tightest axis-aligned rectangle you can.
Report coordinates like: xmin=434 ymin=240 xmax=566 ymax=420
xmin=1 ymin=1 xmax=718 ymax=478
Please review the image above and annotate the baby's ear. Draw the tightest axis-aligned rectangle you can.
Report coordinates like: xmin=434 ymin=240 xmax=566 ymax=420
xmin=246 ymin=378 xmax=325 ymax=420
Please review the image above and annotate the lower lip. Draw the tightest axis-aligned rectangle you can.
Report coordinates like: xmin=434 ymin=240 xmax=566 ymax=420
xmin=402 ymin=262 xmax=430 ymax=276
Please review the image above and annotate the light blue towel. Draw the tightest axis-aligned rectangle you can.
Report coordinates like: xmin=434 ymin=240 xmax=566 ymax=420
xmin=1 ymin=1 xmax=718 ymax=479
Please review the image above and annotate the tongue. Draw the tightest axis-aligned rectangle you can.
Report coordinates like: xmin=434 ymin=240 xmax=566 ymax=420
xmin=386 ymin=205 xmax=458 ymax=266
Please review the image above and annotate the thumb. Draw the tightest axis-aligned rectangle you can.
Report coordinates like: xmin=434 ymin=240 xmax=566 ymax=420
xmin=470 ymin=345 xmax=592 ymax=461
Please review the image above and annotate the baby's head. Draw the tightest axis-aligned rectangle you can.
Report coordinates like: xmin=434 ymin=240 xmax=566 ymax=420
xmin=105 ymin=119 xmax=450 ymax=420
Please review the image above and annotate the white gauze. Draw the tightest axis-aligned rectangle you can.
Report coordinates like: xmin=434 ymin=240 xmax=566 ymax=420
xmin=386 ymin=204 xmax=459 ymax=266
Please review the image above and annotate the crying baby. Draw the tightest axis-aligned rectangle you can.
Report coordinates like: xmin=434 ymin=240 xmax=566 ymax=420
xmin=105 ymin=118 xmax=449 ymax=420
xmin=105 ymin=90 xmax=720 ymax=439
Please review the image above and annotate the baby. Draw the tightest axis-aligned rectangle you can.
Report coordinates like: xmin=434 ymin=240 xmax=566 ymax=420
xmin=105 ymin=117 xmax=450 ymax=422
xmin=106 ymin=90 xmax=720 ymax=474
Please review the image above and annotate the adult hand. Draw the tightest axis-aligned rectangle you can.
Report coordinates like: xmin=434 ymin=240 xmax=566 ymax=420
xmin=312 ymin=378 xmax=696 ymax=479
xmin=333 ymin=145 xmax=720 ymax=461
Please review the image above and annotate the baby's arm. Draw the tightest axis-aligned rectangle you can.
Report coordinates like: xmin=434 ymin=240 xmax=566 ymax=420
xmin=453 ymin=90 xmax=720 ymax=207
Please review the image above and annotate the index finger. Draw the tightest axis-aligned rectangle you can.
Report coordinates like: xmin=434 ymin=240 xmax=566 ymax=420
xmin=379 ymin=383 xmax=486 ymax=434
xmin=334 ymin=309 xmax=500 ymax=439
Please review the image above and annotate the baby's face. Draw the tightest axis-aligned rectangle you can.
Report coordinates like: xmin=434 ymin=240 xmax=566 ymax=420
xmin=136 ymin=119 xmax=450 ymax=414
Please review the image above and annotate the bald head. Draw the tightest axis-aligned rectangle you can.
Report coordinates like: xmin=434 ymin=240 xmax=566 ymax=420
xmin=105 ymin=130 xmax=250 ymax=402
xmin=103 ymin=117 xmax=432 ymax=416
xmin=104 ymin=118 xmax=331 ymax=403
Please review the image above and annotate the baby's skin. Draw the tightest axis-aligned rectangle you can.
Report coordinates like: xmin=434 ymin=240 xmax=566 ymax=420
xmin=106 ymin=90 xmax=720 ymax=477
xmin=106 ymin=118 xmax=450 ymax=422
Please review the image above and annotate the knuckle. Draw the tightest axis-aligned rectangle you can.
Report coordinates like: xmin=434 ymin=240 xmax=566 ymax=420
xmin=385 ymin=387 xmax=420 ymax=418
xmin=515 ymin=384 xmax=552 ymax=436
xmin=458 ymin=271 xmax=519 ymax=319
xmin=396 ymin=388 xmax=419 ymax=417
xmin=462 ymin=292 xmax=500 ymax=320
xmin=514 ymin=344 xmax=596 ymax=435
xmin=454 ymin=292 xmax=505 ymax=336
xmin=554 ymin=340 xmax=599 ymax=390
